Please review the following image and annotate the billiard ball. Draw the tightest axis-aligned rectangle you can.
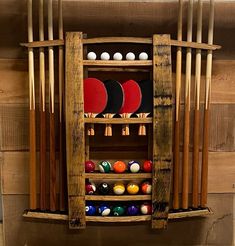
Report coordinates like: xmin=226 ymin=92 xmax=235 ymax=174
xmin=112 ymin=205 xmax=125 ymax=216
xmin=87 ymin=52 xmax=97 ymax=60
xmin=113 ymin=161 xmax=126 ymax=173
xmin=113 ymin=52 xmax=123 ymax=60
xmin=126 ymin=52 xmax=135 ymax=60
xmin=127 ymin=182 xmax=139 ymax=195
xmin=140 ymin=202 xmax=152 ymax=215
xmin=85 ymin=202 xmax=96 ymax=216
xmin=85 ymin=181 xmax=96 ymax=194
xmin=141 ymin=181 xmax=152 ymax=194
xmin=98 ymin=182 xmax=110 ymax=195
xmin=98 ymin=161 xmax=112 ymax=173
xmin=100 ymin=52 xmax=110 ymax=60
xmin=127 ymin=204 xmax=139 ymax=215
xmin=128 ymin=160 xmax=140 ymax=173
xmin=142 ymin=160 xmax=153 ymax=173
xmin=113 ymin=182 xmax=125 ymax=195
xmin=139 ymin=52 xmax=148 ymax=60
xmin=98 ymin=204 xmax=111 ymax=216
xmin=85 ymin=160 xmax=95 ymax=173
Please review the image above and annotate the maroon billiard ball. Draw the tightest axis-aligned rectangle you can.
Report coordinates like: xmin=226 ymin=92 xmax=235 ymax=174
xmin=85 ymin=160 xmax=96 ymax=173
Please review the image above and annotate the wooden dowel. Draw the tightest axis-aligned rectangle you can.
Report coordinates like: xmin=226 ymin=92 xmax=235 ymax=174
xmin=201 ymin=0 xmax=214 ymax=208
xmin=28 ymin=0 xmax=37 ymax=210
xmin=192 ymin=0 xmax=202 ymax=209
xmin=182 ymin=0 xmax=193 ymax=210
xmin=48 ymin=0 xmax=56 ymax=212
xmin=58 ymin=0 xmax=66 ymax=211
xmin=39 ymin=0 xmax=46 ymax=211
xmin=173 ymin=0 xmax=183 ymax=210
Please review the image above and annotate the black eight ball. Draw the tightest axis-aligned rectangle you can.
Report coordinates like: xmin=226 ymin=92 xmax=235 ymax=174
xmin=98 ymin=182 xmax=110 ymax=195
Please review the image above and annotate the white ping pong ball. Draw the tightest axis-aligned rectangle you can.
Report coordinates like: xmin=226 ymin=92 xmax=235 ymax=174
xmin=100 ymin=52 xmax=110 ymax=60
xmin=113 ymin=52 xmax=123 ymax=60
xmin=139 ymin=52 xmax=148 ymax=60
xmin=87 ymin=52 xmax=97 ymax=60
xmin=126 ymin=52 xmax=135 ymax=60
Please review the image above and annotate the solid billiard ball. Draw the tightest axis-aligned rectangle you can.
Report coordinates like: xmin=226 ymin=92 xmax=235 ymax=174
xmin=138 ymin=52 xmax=148 ymax=60
xmin=98 ymin=161 xmax=112 ymax=173
xmin=113 ymin=52 xmax=123 ymax=60
xmin=140 ymin=202 xmax=152 ymax=215
xmin=98 ymin=182 xmax=110 ymax=195
xmin=113 ymin=161 xmax=126 ymax=173
xmin=87 ymin=52 xmax=97 ymax=60
xmin=142 ymin=160 xmax=153 ymax=173
xmin=85 ymin=160 xmax=95 ymax=173
xmin=85 ymin=202 xmax=96 ymax=216
xmin=100 ymin=52 xmax=110 ymax=60
xmin=112 ymin=205 xmax=125 ymax=216
xmin=127 ymin=182 xmax=139 ymax=195
xmin=126 ymin=52 xmax=135 ymax=60
xmin=127 ymin=204 xmax=139 ymax=215
xmin=85 ymin=181 xmax=96 ymax=194
xmin=141 ymin=181 xmax=152 ymax=194
xmin=113 ymin=182 xmax=125 ymax=195
xmin=128 ymin=160 xmax=140 ymax=173
xmin=98 ymin=204 xmax=111 ymax=216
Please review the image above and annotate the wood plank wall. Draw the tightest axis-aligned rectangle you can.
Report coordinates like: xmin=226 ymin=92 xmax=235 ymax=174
xmin=0 ymin=1 xmax=234 ymax=245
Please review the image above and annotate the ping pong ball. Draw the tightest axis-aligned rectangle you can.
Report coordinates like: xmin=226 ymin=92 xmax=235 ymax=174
xmin=139 ymin=52 xmax=148 ymax=60
xmin=113 ymin=52 xmax=123 ymax=60
xmin=100 ymin=52 xmax=110 ymax=60
xmin=126 ymin=52 xmax=135 ymax=60
xmin=87 ymin=52 xmax=97 ymax=60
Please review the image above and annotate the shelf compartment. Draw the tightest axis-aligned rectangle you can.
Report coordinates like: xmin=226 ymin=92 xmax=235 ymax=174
xmin=85 ymin=195 xmax=151 ymax=201
xmin=84 ymin=118 xmax=152 ymax=124
xmin=83 ymin=60 xmax=152 ymax=66
xmin=85 ymin=173 xmax=152 ymax=179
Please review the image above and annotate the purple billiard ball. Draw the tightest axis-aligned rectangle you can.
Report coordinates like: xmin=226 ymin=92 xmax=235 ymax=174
xmin=127 ymin=204 xmax=139 ymax=216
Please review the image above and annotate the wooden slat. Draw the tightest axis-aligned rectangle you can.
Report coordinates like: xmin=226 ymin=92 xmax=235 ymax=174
xmin=85 ymin=173 xmax=152 ymax=179
xmin=83 ymin=60 xmax=152 ymax=66
xmin=170 ymin=40 xmax=220 ymax=50
xmin=20 ymin=39 xmax=64 ymax=48
xmin=152 ymin=34 xmax=173 ymax=229
xmin=84 ymin=118 xmax=152 ymax=124
xmin=65 ymin=32 xmax=85 ymax=229
xmin=86 ymin=195 xmax=151 ymax=201
xmin=83 ymin=37 xmax=152 ymax=44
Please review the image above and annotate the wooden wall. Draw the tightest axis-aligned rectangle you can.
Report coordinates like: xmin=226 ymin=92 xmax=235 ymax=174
xmin=0 ymin=1 xmax=234 ymax=245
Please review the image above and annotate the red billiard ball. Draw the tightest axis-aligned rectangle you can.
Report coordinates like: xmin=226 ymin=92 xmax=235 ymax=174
xmin=142 ymin=160 xmax=152 ymax=173
xmin=85 ymin=181 xmax=96 ymax=194
xmin=85 ymin=160 xmax=96 ymax=173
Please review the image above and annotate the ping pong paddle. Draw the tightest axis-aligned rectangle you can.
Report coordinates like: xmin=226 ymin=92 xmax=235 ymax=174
xmin=119 ymin=79 xmax=142 ymax=136
xmin=84 ymin=78 xmax=108 ymax=135
xmin=103 ymin=80 xmax=124 ymax=136
xmin=136 ymin=80 xmax=153 ymax=135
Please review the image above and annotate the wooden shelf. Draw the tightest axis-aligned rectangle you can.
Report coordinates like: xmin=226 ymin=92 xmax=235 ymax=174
xmin=23 ymin=207 xmax=213 ymax=222
xmin=86 ymin=215 xmax=151 ymax=222
xmin=83 ymin=60 xmax=152 ymax=66
xmin=85 ymin=173 xmax=152 ymax=179
xmin=84 ymin=118 xmax=152 ymax=124
xmin=85 ymin=195 xmax=151 ymax=201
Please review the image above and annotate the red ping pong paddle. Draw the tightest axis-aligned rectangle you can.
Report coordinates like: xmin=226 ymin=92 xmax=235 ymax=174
xmin=84 ymin=78 xmax=108 ymax=135
xmin=119 ymin=80 xmax=142 ymax=136
xmin=136 ymin=80 xmax=153 ymax=135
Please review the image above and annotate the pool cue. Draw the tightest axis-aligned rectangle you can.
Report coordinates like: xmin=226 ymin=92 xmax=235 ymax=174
xmin=182 ymin=0 xmax=193 ymax=210
xmin=173 ymin=0 xmax=183 ymax=210
xmin=28 ymin=0 xmax=37 ymax=210
xmin=201 ymin=0 xmax=214 ymax=208
xmin=192 ymin=0 xmax=202 ymax=209
xmin=39 ymin=0 xmax=46 ymax=211
xmin=48 ymin=0 xmax=56 ymax=211
xmin=58 ymin=0 xmax=66 ymax=211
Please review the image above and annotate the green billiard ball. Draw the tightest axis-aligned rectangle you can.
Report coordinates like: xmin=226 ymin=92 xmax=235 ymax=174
xmin=98 ymin=161 xmax=112 ymax=173
xmin=112 ymin=205 xmax=125 ymax=216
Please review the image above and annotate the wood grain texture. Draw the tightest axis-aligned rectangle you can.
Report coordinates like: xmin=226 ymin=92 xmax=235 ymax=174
xmin=85 ymin=195 xmax=151 ymax=201
xmin=65 ymin=32 xmax=85 ymax=229
xmin=152 ymin=35 xmax=172 ymax=229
